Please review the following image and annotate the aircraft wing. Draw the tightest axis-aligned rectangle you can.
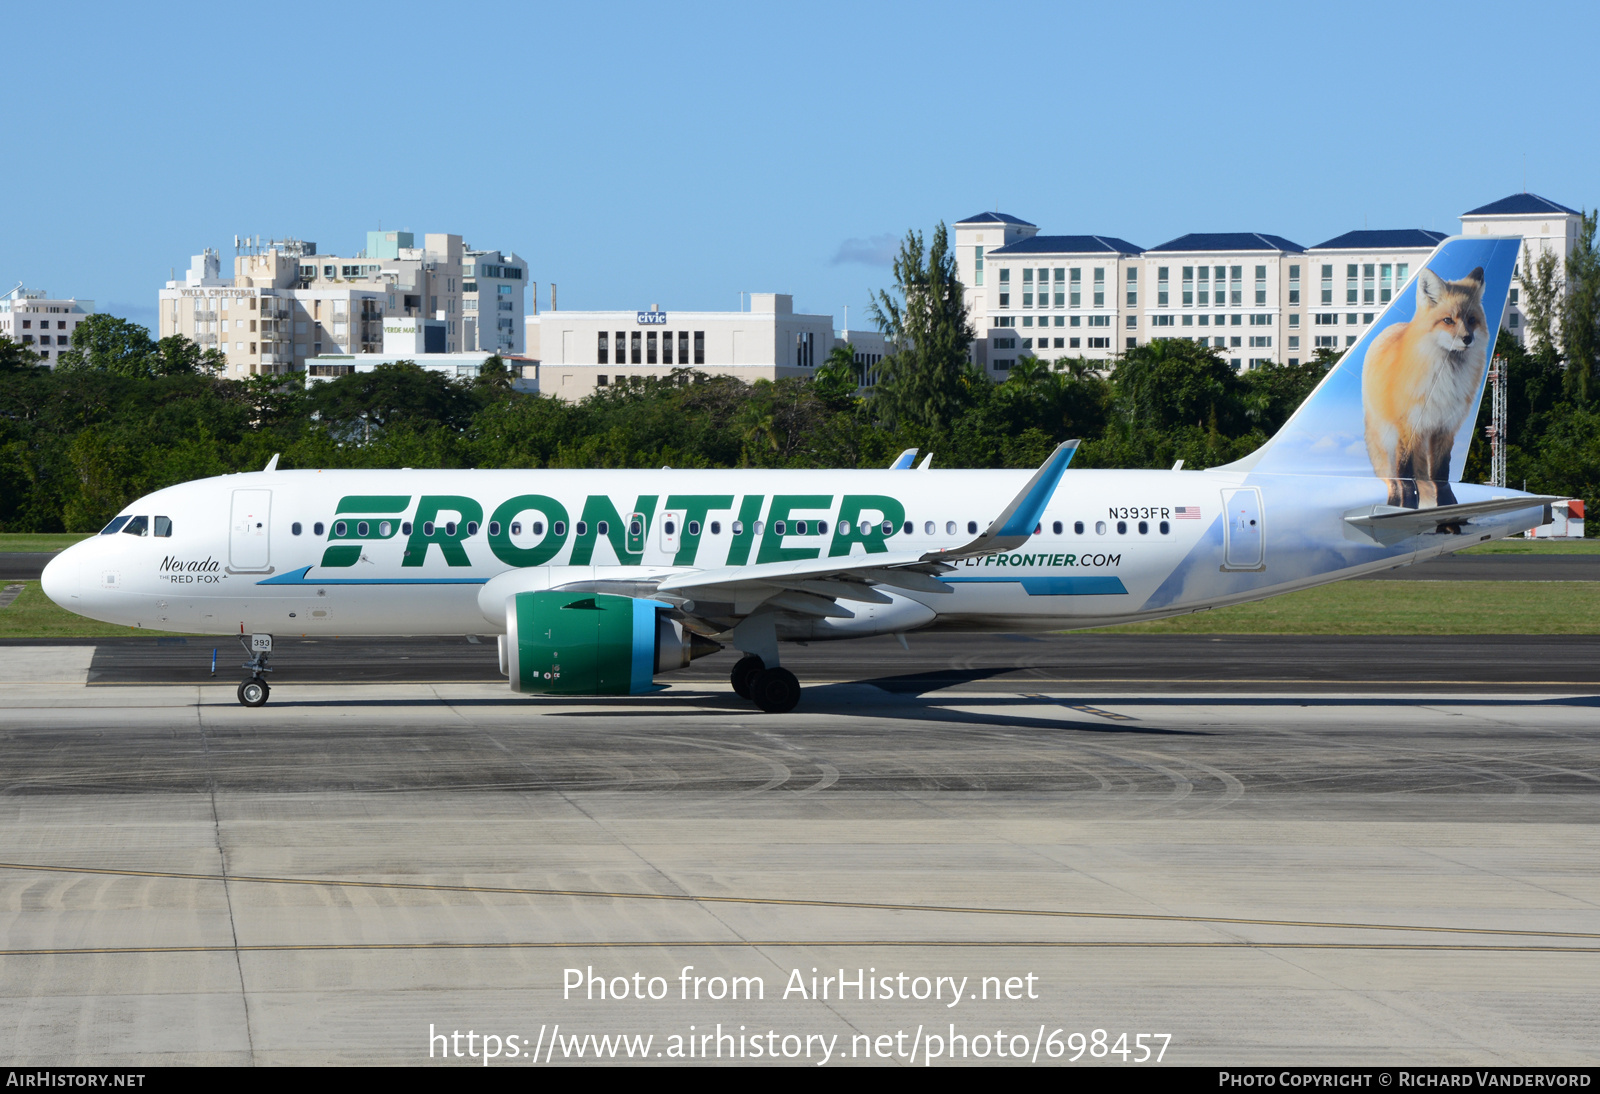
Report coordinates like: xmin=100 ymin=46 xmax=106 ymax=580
xmin=1344 ymin=495 xmax=1560 ymax=545
xmin=888 ymin=448 xmax=919 ymax=469
xmin=654 ymin=440 xmax=1078 ymax=617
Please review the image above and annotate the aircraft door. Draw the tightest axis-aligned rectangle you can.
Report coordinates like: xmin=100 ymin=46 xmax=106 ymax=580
xmin=1221 ymin=487 xmax=1264 ymax=571
xmin=230 ymin=489 xmax=273 ymax=572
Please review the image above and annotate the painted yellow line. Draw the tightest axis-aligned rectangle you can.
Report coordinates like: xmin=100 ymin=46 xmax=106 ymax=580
xmin=0 ymin=862 xmax=1593 ymax=941
xmin=0 ymin=941 xmax=1594 ymax=957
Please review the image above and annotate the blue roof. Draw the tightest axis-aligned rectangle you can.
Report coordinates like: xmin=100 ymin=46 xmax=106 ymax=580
xmin=989 ymin=234 xmax=1143 ymax=256
xmin=1310 ymin=229 xmax=1447 ymax=251
xmin=1147 ymin=232 xmax=1305 ymax=253
xmin=1462 ymin=193 xmax=1580 ymax=217
xmin=954 ymin=211 xmax=1036 ymax=226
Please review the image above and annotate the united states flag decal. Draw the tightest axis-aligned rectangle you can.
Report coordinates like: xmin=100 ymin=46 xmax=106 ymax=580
xmin=1174 ymin=506 xmax=1200 ymax=519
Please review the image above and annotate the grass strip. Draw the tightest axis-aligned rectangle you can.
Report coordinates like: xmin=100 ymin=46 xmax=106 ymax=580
xmin=1095 ymin=580 xmax=1600 ymax=635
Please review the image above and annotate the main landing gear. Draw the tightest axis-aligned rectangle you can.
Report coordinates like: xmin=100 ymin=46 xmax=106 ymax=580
xmin=236 ymin=633 xmax=273 ymax=707
xmin=730 ymin=654 xmax=801 ymax=714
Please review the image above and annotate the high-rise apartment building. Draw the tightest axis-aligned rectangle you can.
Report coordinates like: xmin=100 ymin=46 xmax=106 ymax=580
xmin=158 ymin=231 xmax=526 ymax=376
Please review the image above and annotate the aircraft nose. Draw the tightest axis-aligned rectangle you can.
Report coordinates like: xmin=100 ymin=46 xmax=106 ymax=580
xmin=40 ymin=547 xmax=80 ymax=608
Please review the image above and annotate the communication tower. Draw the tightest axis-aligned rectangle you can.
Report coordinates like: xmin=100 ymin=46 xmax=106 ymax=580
xmin=1485 ymin=355 xmax=1507 ymax=488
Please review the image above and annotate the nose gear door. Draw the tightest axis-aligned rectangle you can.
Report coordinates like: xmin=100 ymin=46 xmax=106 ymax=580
xmin=229 ymin=489 xmax=273 ymax=572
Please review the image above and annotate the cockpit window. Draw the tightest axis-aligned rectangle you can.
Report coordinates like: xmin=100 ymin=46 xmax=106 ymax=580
xmin=100 ymin=516 xmax=131 ymax=535
xmin=153 ymin=516 xmax=173 ymax=538
xmin=121 ymin=516 xmax=149 ymax=536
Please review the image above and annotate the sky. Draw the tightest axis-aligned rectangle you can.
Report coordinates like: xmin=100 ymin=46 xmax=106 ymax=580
xmin=3 ymin=0 xmax=1596 ymax=330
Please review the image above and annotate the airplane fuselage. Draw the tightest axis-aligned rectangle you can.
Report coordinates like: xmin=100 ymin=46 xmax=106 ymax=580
xmin=43 ymin=466 xmax=1545 ymax=638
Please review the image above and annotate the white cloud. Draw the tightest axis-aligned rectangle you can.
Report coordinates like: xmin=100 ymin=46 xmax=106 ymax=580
xmin=831 ymin=234 xmax=899 ymax=267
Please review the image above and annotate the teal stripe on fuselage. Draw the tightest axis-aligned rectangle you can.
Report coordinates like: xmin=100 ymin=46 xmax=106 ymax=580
xmin=943 ymin=575 xmax=1128 ymax=596
xmin=256 ymin=566 xmax=488 ymax=586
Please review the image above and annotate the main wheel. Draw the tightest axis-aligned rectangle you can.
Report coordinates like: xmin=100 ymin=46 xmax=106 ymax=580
xmin=237 ymin=677 xmax=270 ymax=707
xmin=749 ymin=667 xmax=800 ymax=714
xmin=730 ymin=654 xmax=765 ymax=699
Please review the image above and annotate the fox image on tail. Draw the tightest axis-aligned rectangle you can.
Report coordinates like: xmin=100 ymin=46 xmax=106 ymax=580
xmin=1362 ymin=267 xmax=1489 ymax=509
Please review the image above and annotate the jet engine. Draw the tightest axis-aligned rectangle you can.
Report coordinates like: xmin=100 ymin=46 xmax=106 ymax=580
xmin=498 ymin=590 xmax=719 ymax=695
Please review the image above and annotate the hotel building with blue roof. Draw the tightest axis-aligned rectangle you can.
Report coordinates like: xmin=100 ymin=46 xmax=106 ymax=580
xmin=953 ymin=193 xmax=1581 ymax=375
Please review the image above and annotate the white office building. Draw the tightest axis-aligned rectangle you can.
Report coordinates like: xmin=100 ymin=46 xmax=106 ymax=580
xmin=0 ymin=285 xmax=95 ymax=366
xmin=529 ymin=294 xmax=846 ymax=401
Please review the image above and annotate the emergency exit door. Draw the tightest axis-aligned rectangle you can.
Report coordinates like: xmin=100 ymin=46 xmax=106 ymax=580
xmin=230 ymin=489 xmax=272 ymax=571
xmin=1221 ymin=487 xmax=1264 ymax=571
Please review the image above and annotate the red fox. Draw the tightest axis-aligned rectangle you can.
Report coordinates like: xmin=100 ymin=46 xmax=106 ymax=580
xmin=1362 ymin=267 xmax=1488 ymax=508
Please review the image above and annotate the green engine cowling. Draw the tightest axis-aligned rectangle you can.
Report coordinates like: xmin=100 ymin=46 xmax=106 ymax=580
xmin=502 ymin=591 xmax=719 ymax=695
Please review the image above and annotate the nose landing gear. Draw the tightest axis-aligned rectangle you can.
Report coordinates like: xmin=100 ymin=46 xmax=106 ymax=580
xmin=236 ymin=633 xmax=274 ymax=707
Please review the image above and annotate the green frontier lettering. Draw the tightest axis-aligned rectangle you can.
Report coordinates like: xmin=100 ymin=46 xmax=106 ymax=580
xmin=723 ymin=495 xmax=765 ymax=566
xmin=757 ymin=495 xmax=833 ymax=564
xmin=827 ymin=495 xmax=907 ymax=557
xmin=488 ymin=495 xmax=570 ymax=567
xmin=321 ymin=495 xmax=410 ymax=567
xmin=664 ymin=495 xmax=735 ymax=566
xmin=568 ymin=495 xmax=659 ymax=566
xmin=402 ymin=495 xmax=484 ymax=567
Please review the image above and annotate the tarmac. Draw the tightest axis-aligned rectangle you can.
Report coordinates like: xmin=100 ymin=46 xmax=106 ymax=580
xmin=0 ymin=632 xmax=1596 ymax=1066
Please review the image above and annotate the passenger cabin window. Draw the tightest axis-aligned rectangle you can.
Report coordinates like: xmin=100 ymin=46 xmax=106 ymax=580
xmin=1095 ymin=521 xmax=1107 ymax=534
xmin=553 ymin=521 xmax=566 ymax=536
xmin=1075 ymin=521 xmax=1085 ymax=534
xmin=401 ymin=522 xmax=411 ymax=535
xmin=122 ymin=516 xmax=149 ymax=536
xmin=100 ymin=516 xmax=131 ymax=535
xmin=153 ymin=516 xmax=172 ymax=537
xmin=732 ymin=521 xmax=744 ymax=535
xmin=925 ymin=521 xmax=935 ymax=535
xmin=966 ymin=521 xmax=978 ymax=534
xmin=292 ymin=522 xmax=303 ymax=536
xmin=901 ymin=521 xmax=912 ymax=535
xmin=687 ymin=521 xmax=701 ymax=536
xmin=488 ymin=522 xmax=501 ymax=536
xmin=466 ymin=521 xmax=479 ymax=536
xmin=1052 ymin=521 xmax=1063 ymax=534
xmin=945 ymin=521 xmax=956 ymax=535
xmin=1117 ymin=521 xmax=1128 ymax=534
xmin=709 ymin=521 xmax=721 ymax=535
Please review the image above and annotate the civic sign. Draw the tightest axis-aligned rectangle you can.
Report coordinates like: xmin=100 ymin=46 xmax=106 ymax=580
xmin=636 ymin=310 xmax=668 ymax=325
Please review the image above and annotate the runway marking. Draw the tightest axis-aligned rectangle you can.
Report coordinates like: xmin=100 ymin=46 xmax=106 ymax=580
xmin=2 ymin=861 xmax=1596 ymax=942
xmin=0 ymin=941 xmax=1595 ymax=957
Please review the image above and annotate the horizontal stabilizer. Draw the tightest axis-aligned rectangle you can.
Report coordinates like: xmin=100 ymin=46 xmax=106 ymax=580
xmin=1344 ymin=495 xmax=1559 ymax=544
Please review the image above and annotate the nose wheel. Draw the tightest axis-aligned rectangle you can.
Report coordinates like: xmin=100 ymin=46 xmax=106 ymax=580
xmin=237 ymin=677 xmax=270 ymax=707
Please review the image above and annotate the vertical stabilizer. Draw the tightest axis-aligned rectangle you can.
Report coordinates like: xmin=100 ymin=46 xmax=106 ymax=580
xmin=1223 ymin=235 xmax=1519 ymax=507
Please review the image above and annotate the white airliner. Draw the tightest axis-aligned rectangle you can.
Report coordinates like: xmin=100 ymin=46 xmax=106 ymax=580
xmin=43 ymin=235 xmax=1555 ymax=711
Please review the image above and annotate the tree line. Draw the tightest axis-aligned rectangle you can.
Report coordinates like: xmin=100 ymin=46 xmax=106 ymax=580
xmin=0 ymin=215 xmax=1595 ymax=534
